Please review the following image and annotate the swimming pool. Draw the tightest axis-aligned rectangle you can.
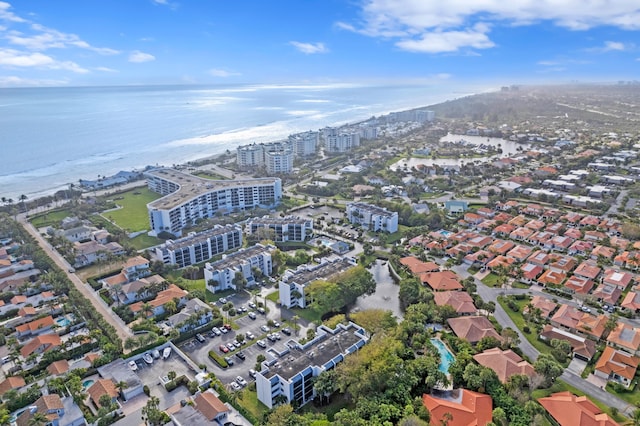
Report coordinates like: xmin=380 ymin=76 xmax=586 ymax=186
xmin=56 ymin=317 xmax=71 ymax=327
xmin=431 ymin=338 xmax=455 ymax=375
xmin=82 ymin=379 xmax=95 ymax=389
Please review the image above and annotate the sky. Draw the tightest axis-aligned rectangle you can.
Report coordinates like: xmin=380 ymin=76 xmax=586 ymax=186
xmin=0 ymin=0 xmax=639 ymax=88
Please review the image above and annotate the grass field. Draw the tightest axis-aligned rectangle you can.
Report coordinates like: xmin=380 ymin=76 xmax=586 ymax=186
xmin=239 ymin=389 xmax=269 ymax=420
xmin=102 ymin=188 xmax=161 ymax=232
xmin=29 ymin=209 xmax=73 ymax=228
xmin=606 ymin=382 xmax=640 ymax=407
xmin=192 ymin=171 xmax=227 ymax=180
xmin=129 ymin=234 xmax=163 ymax=250
xmin=481 ymin=272 xmax=502 ymax=287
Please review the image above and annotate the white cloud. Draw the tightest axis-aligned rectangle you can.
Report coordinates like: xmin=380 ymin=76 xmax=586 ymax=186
xmin=0 ymin=1 xmax=25 ymax=22
xmin=289 ymin=41 xmax=329 ymax=54
xmin=585 ymin=40 xmax=631 ymax=53
xmin=0 ymin=75 xmax=68 ymax=87
xmin=208 ymin=68 xmax=240 ymax=77
xmin=95 ymin=66 xmax=118 ymax=73
xmin=128 ymin=50 xmax=155 ymax=63
xmin=341 ymin=0 xmax=640 ymax=53
xmin=5 ymin=23 xmax=119 ymax=55
xmin=0 ymin=48 xmax=88 ymax=72
xmin=603 ymin=41 xmax=626 ymax=51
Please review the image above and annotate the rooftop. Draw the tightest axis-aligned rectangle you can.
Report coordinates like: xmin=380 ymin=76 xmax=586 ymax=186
xmin=160 ymin=225 xmax=241 ymax=252
xmin=248 ymin=215 xmax=311 ymax=226
xmin=146 ymin=168 xmax=280 ymax=210
xmin=282 ymin=258 xmax=355 ymax=286
xmin=205 ymin=244 xmax=274 ymax=272
xmin=347 ymin=201 xmax=397 ymax=217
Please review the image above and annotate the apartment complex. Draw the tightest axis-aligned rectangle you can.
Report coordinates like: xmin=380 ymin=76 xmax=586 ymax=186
xmin=346 ymin=202 xmax=399 ymax=233
xmin=153 ymin=224 xmax=242 ymax=268
xmin=236 ymin=141 xmax=294 ymax=174
xmin=246 ymin=216 xmax=313 ymax=243
xmin=325 ymin=132 xmax=361 ymax=153
xmin=288 ymin=131 xmax=319 ymax=157
xmin=256 ymin=322 xmax=368 ymax=409
xmin=145 ymin=168 xmax=281 ymax=236
xmin=279 ymin=257 xmax=356 ymax=308
xmin=204 ymin=244 xmax=275 ymax=293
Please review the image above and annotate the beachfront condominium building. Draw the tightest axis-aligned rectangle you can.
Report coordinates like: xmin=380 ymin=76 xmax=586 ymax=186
xmin=289 ymin=131 xmax=319 ymax=157
xmin=145 ymin=168 xmax=282 ymax=236
xmin=246 ymin=215 xmax=313 ymax=243
xmin=386 ymin=109 xmax=435 ymax=123
xmin=279 ymin=257 xmax=356 ymax=308
xmin=346 ymin=202 xmax=399 ymax=233
xmin=236 ymin=141 xmax=294 ymax=174
xmin=256 ymin=322 xmax=368 ymax=409
xmin=204 ymin=243 xmax=275 ymax=293
xmin=153 ymin=224 xmax=242 ymax=268
xmin=325 ymin=133 xmax=360 ymax=153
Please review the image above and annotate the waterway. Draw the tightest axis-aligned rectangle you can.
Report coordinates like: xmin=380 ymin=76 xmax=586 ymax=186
xmin=351 ymin=259 xmax=403 ymax=320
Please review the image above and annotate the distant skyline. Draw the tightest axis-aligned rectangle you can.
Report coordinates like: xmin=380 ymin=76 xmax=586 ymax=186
xmin=1 ymin=0 xmax=639 ymax=88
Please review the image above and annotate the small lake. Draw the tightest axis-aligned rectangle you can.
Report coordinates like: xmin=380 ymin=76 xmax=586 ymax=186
xmin=390 ymin=133 xmax=530 ymax=171
xmin=350 ymin=259 xmax=402 ymax=320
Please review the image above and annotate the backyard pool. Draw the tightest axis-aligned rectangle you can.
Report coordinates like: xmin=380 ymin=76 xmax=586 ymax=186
xmin=82 ymin=379 xmax=95 ymax=389
xmin=56 ymin=317 xmax=70 ymax=327
xmin=431 ymin=338 xmax=455 ymax=374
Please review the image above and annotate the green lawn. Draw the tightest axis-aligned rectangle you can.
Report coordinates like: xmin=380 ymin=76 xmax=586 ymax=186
xmin=238 ymin=389 xmax=269 ymax=421
xmin=29 ymin=209 xmax=73 ymax=228
xmin=266 ymin=290 xmax=279 ymax=303
xmin=176 ymin=278 xmax=206 ymax=293
xmin=129 ymin=233 xmax=163 ymax=250
xmin=497 ymin=296 xmax=557 ymax=359
xmin=101 ymin=188 xmax=161 ymax=232
xmin=481 ymin=273 xmax=501 ymax=287
xmin=291 ymin=307 xmax=324 ymax=324
xmin=533 ymin=380 xmax=628 ymax=423
xmin=606 ymin=382 xmax=640 ymax=407
xmin=192 ymin=171 xmax=227 ymax=180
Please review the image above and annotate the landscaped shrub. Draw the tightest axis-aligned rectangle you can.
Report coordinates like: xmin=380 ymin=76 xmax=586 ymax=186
xmin=208 ymin=351 xmax=228 ymax=368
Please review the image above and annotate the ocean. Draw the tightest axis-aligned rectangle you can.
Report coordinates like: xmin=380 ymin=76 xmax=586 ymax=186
xmin=0 ymin=82 xmax=477 ymax=200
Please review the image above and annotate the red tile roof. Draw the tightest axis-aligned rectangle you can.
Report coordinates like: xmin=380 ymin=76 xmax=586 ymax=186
xmin=422 ymin=389 xmax=493 ymax=426
xmin=473 ymin=348 xmax=535 ymax=383
xmin=447 ymin=316 xmax=502 ymax=344
xmin=420 ymin=271 xmax=463 ymax=291
xmin=538 ymin=391 xmax=619 ymax=426
xmin=433 ymin=291 xmax=477 ymax=314
xmin=595 ymin=346 xmax=639 ymax=381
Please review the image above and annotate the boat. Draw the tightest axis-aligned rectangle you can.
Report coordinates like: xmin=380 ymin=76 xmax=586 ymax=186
xmin=163 ymin=347 xmax=172 ymax=359
xmin=143 ymin=353 xmax=153 ymax=364
xmin=128 ymin=360 xmax=138 ymax=371
xmin=152 ymin=349 xmax=160 ymax=359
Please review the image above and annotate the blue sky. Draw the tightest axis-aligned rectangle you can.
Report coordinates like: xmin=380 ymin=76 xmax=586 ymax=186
xmin=0 ymin=0 xmax=639 ymax=87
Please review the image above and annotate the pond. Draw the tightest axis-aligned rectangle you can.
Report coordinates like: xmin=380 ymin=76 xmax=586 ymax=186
xmin=350 ymin=259 xmax=402 ymax=320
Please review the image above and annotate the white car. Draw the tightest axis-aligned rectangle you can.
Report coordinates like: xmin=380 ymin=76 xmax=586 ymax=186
xmin=246 ymin=331 xmax=255 ymax=340
xmin=128 ymin=360 xmax=138 ymax=371
xmin=256 ymin=339 xmax=267 ymax=348
xmin=230 ymin=382 xmax=241 ymax=391
xmin=260 ymin=325 xmax=270 ymax=332
xmin=236 ymin=376 xmax=248 ymax=387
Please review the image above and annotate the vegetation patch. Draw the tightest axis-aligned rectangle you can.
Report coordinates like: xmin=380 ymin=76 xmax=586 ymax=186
xmin=101 ymin=188 xmax=161 ymax=232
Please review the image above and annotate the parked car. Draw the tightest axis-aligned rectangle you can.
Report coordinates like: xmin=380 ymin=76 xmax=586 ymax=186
xmin=273 ymin=321 xmax=281 ymax=328
xmin=220 ymin=327 xmax=229 ymax=334
xmin=219 ymin=297 xmax=228 ymax=304
xmin=246 ymin=331 xmax=255 ymax=340
xmin=236 ymin=376 xmax=247 ymax=387
xmin=248 ymin=312 xmax=257 ymax=320
xmin=260 ymin=325 xmax=270 ymax=333
xmin=248 ymin=301 xmax=257 ymax=309
xmin=256 ymin=339 xmax=267 ymax=348
xmin=581 ymin=306 xmax=591 ymax=313
xmin=226 ymin=343 xmax=236 ymax=351
xmin=267 ymin=333 xmax=277 ymax=342
xmin=236 ymin=351 xmax=246 ymax=360
xmin=230 ymin=382 xmax=241 ymax=391
xmin=225 ymin=356 xmax=235 ymax=366
xmin=282 ymin=327 xmax=292 ymax=336
xmin=249 ymin=369 xmax=257 ymax=378
xmin=219 ymin=345 xmax=229 ymax=353
xmin=211 ymin=327 xmax=222 ymax=336
xmin=196 ymin=334 xmax=206 ymax=343
xmin=273 ymin=332 xmax=281 ymax=340
xmin=257 ymin=307 xmax=266 ymax=314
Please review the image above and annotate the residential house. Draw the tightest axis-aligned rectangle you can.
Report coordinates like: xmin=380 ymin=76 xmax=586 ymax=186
xmin=472 ymin=348 xmax=535 ymax=384
xmin=87 ymin=379 xmax=118 ymax=409
xmin=594 ymin=346 xmax=639 ymax=388
xmin=399 ymin=257 xmax=440 ymax=275
xmin=193 ymin=391 xmax=230 ymax=423
xmin=421 ymin=271 xmax=463 ymax=292
xmin=509 ymin=227 xmax=534 ymax=242
xmin=487 ymin=239 xmax=515 ymax=255
xmin=545 ymin=235 xmax=574 ymax=252
xmin=621 ymin=289 xmax=640 ymax=314
xmin=548 ymin=255 xmax=577 ymax=274
xmin=540 ymin=325 xmax=597 ymax=361
xmin=591 ymin=245 xmax=616 ymax=261
xmin=525 ymin=219 xmax=546 ymax=231
xmin=573 ymin=261 xmax=602 ymax=281
xmin=520 ymin=263 xmax=543 ymax=284
xmin=568 ymin=240 xmax=593 ymax=257
xmin=528 ymin=251 xmax=551 ymax=267
xmin=564 ymin=227 xmax=583 ymax=240
xmin=506 ymin=245 xmax=533 ymax=263
xmin=16 ymin=394 xmax=86 ymax=426
xmin=20 ymin=334 xmax=63 ymax=358
xmin=433 ymin=291 xmax=476 ymax=315
xmin=526 ymin=295 xmax=558 ymax=318
xmin=607 ymin=323 xmax=640 ymax=355
xmin=97 ymin=359 xmax=144 ymax=401
xmin=602 ymin=269 xmax=634 ymax=290
xmin=47 ymin=359 xmax=70 ymax=376
xmin=115 ymin=274 xmax=166 ymax=305
xmin=422 ymin=389 xmax=492 ymax=426
xmin=591 ymin=283 xmax=622 ymax=306
xmin=15 ymin=315 xmax=54 ymax=337
xmin=576 ymin=314 xmax=607 ymax=340
xmin=447 ymin=316 xmax=502 ymax=345
xmin=0 ymin=376 xmax=26 ymax=397
xmin=550 ymin=305 xmax=584 ymax=331
xmin=537 ymin=270 xmax=566 ymax=287
xmin=129 ymin=284 xmax=188 ymax=318
xmin=493 ymin=223 xmax=515 ymax=237
xmin=538 ymin=392 xmax=618 ymax=426
xmin=166 ymin=298 xmax=212 ymax=333
xmin=564 ymin=275 xmax=595 ymax=295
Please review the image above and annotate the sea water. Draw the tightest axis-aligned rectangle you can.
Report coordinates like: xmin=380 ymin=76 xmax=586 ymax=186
xmin=0 ymin=82 xmax=476 ymax=200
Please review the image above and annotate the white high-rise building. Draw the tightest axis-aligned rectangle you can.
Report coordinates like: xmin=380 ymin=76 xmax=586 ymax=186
xmin=203 ymin=244 xmax=275 ymax=293
xmin=264 ymin=145 xmax=294 ymax=174
xmin=289 ymin=131 xmax=319 ymax=157
xmin=326 ymin=133 xmax=360 ymax=153
xmin=346 ymin=202 xmax=398 ymax=233
xmin=237 ymin=143 xmax=265 ymax=168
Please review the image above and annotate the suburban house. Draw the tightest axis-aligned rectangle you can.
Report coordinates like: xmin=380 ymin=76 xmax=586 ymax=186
xmin=540 ymin=325 xmax=597 ymax=361
xmin=433 ymin=291 xmax=476 ymax=315
xmin=129 ymin=284 xmax=188 ymax=318
xmin=166 ymin=298 xmax=212 ymax=333
xmin=421 ymin=271 xmax=463 ymax=292
xmin=473 ymin=348 xmax=535 ymax=384
xmin=422 ymin=389 xmax=492 ymax=426
xmin=15 ymin=394 xmax=85 ymax=426
xmin=447 ymin=316 xmax=502 ymax=345
xmin=606 ymin=323 xmax=640 ymax=355
xmin=594 ymin=346 xmax=639 ymax=388
xmin=537 ymin=392 xmax=618 ymax=426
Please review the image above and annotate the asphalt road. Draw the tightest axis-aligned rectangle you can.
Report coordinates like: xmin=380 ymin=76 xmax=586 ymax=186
xmin=17 ymin=213 xmax=134 ymax=344
xmin=451 ymin=264 xmax=636 ymax=417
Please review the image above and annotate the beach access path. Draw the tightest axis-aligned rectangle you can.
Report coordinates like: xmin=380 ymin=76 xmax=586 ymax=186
xmin=17 ymin=213 xmax=134 ymax=344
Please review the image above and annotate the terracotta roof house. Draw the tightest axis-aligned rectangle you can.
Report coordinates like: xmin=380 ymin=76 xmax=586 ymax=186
xmin=528 ymin=251 xmax=551 ymax=266
xmin=47 ymin=359 xmax=70 ymax=376
xmin=540 ymin=325 xmax=597 ymax=361
xmin=493 ymin=212 xmax=513 ymax=223
xmin=20 ymin=333 xmax=62 ymax=358
xmin=15 ymin=394 xmax=70 ymax=426
xmin=87 ymin=378 xmax=118 ymax=408
xmin=433 ymin=291 xmax=477 ymax=315
xmin=602 ymin=269 xmax=634 ymax=290
xmin=0 ymin=376 xmax=26 ymax=396
xmin=10 ymin=294 xmax=27 ymax=304
xmin=594 ymin=346 xmax=639 ymax=388
xmin=568 ymin=240 xmax=594 ymax=257
xmin=549 ymin=256 xmax=577 ymax=274
xmin=464 ymin=250 xmax=495 ymax=268
xmin=538 ymin=391 xmax=619 ymax=426
xmin=527 ymin=295 xmax=558 ymax=318
xmin=545 ymin=222 xmax=565 ymax=234
xmin=564 ymin=276 xmax=595 ymax=295
xmin=607 ymin=323 xmax=640 ymax=355
xmin=464 ymin=213 xmax=484 ymax=225
xmin=520 ymin=263 xmax=543 ymax=284
xmin=527 ymin=231 xmax=553 ymax=246
xmin=522 ymin=203 xmax=545 ymax=216
xmin=577 ymin=314 xmax=608 ymax=340
xmin=574 ymin=261 xmax=602 ymax=281
xmin=506 ymin=245 xmax=533 ymax=263
xmin=537 ymin=270 xmax=566 ymax=287
xmin=473 ymin=348 xmax=535 ymax=383
xmin=551 ymin=305 xmax=583 ymax=330
xmin=545 ymin=235 xmax=574 ymax=252
xmin=194 ymin=390 xmax=230 ymax=422
xmin=400 ymin=257 xmax=440 ymax=275
xmin=508 ymin=215 xmax=528 ymax=227
xmin=467 ymin=235 xmax=493 ymax=249
xmin=591 ymin=245 xmax=616 ymax=261
xmin=422 ymin=389 xmax=493 ymax=426
xmin=509 ymin=227 xmax=534 ymax=241
xmin=18 ymin=306 xmax=37 ymax=317
xmin=447 ymin=316 xmax=502 ymax=344
xmin=477 ymin=207 xmax=495 ymax=218
xmin=525 ymin=219 xmax=546 ymax=231
xmin=584 ymin=230 xmax=607 ymax=241
xmin=591 ymin=283 xmax=622 ymax=306
xmin=487 ymin=239 xmax=515 ymax=255
xmin=609 ymin=236 xmax=630 ymax=251
xmin=563 ymin=227 xmax=583 ymax=240
xmin=420 ymin=271 xmax=463 ymax=292
xmin=579 ymin=215 xmax=601 ymax=227
xmin=621 ymin=290 xmax=640 ymax=314
xmin=486 ymin=255 xmax=515 ymax=271
xmin=493 ymin=223 xmax=515 ymax=237
xmin=15 ymin=315 xmax=54 ymax=337
xmin=129 ymin=284 xmax=188 ymax=317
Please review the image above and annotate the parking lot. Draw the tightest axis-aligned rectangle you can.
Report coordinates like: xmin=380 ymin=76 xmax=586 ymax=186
xmin=179 ymin=298 xmax=298 ymax=389
xmin=130 ymin=346 xmax=196 ymax=387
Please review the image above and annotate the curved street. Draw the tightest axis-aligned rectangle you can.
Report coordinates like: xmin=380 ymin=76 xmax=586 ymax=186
xmin=17 ymin=213 xmax=134 ymax=344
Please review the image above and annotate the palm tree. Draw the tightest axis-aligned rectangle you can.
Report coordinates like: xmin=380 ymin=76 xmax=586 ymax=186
xmin=624 ymin=408 xmax=640 ymax=426
xmin=19 ymin=194 xmax=27 ymax=213
xmin=27 ymin=412 xmax=49 ymax=426
xmin=115 ymin=380 xmax=129 ymax=399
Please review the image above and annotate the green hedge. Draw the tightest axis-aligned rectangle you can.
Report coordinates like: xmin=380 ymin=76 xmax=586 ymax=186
xmin=208 ymin=351 xmax=228 ymax=368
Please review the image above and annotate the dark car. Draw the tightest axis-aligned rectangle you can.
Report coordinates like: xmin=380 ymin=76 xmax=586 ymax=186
xmin=282 ymin=327 xmax=292 ymax=336
xmin=224 ymin=356 xmax=234 ymax=366
xmin=236 ymin=351 xmax=246 ymax=360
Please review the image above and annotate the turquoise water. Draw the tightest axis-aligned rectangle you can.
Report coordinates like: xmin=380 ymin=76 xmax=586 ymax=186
xmin=82 ymin=379 xmax=95 ymax=388
xmin=56 ymin=317 xmax=70 ymax=327
xmin=431 ymin=338 xmax=455 ymax=374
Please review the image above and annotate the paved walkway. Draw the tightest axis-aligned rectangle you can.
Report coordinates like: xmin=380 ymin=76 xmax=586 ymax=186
xmin=17 ymin=214 xmax=134 ymax=344
xmin=451 ymin=264 xmax=636 ymax=417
